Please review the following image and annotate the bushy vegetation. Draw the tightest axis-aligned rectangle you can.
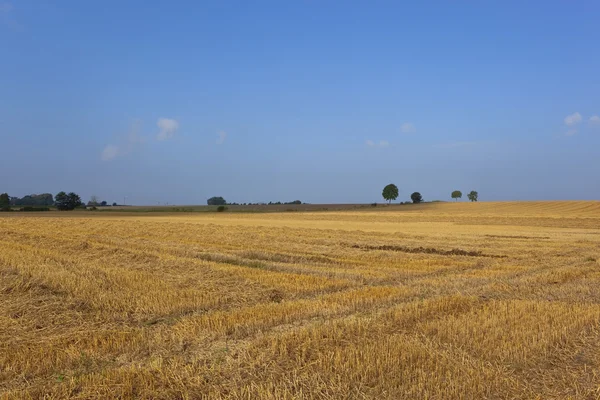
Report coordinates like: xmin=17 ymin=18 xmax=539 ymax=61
xmin=207 ymin=196 xmax=227 ymax=206
xmin=19 ymin=206 xmax=51 ymax=212
xmin=468 ymin=191 xmax=479 ymax=202
xmin=9 ymin=193 xmax=54 ymax=206
xmin=55 ymin=192 xmax=83 ymax=211
xmin=411 ymin=192 xmax=423 ymax=204
xmin=0 ymin=193 xmax=9 ymax=211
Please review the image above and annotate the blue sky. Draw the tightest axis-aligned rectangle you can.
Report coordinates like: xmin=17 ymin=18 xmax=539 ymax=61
xmin=1 ymin=1 xmax=599 ymax=204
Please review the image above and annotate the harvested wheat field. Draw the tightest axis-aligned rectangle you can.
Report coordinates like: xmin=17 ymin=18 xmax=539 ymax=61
xmin=1 ymin=201 xmax=600 ymax=399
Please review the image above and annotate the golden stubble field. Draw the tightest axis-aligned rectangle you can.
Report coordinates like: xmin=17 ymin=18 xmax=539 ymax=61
xmin=1 ymin=201 xmax=599 ymax=399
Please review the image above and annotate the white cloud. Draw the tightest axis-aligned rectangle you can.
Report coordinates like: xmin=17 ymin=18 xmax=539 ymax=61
xmin=564 ymin=112 xmax=582 ymax=126
xmin=101 ymin=120 xmax=145 ymax=161
xmin=589 ymin=115 xmax=600 ymax=125
xmin=156 ymin=118 xmax=179 ymax=141
xmin=565 ymin=129 xmax=577 ymax=136
xmin=101 ymin=145 xmax=119 ymax=161
xmin=366 ymin=140 xmax=389 ymax=148
xmin=400 ymin=122 xmax=416 ymax=134
xmin=216 ymin=131 xmax=227 ymax=145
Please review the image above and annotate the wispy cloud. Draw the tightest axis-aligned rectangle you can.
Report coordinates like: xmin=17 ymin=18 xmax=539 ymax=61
xmin=564 ymin=112 xmax=582 ymax=126
xmin=156 ymin=118 xmax=179 ymax=141
xmin=101 ymin=145 xmax=120 ymax=161
xmin=435 ymin=141 xmax=478 ymax=149
xmin=565 ymin=129 xmax=577 ymax=137
xmin=0 ymin=2 xmax=13 ymax=13
xmin=400 ymin=122 xmax=416 ymax=134
xmin=589 ymin=115 xmax=600 ymax=125
xmin=216 ymin=131 xmax=227 ymax=145
xmin=366 ymin=140 xmax=389 ymax=148
xmin=0 ymin=1 xmax=22 ymax=31
xmin=101 ymin=120 xmax=144 ymax=161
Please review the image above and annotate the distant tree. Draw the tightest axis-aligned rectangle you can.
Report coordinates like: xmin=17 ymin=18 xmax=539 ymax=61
xmin=0 ymin=193 xmax=9 ymax=210
xmin=207 ymin=196 xmax=227 ymax=206
xmin=10 ymin=193 xmax=54 ymax=206
xmin=55 ymin=192 xmax=68 ymax=210
xmin=382 ymin=184 xmax=399 ymax=204
xmin=112 ymin=202 xmax=117 ymax=207
xmin=89 ymin=195 xmax=99 ymax=206
xmin=467 ymin=191 xmax=478 ymax=202
xmin=100 ymin=201 xmax=108 ymax=206
xmin=410 ymin=192 xmax=423 ymax=204
xmin=70 ymin=193 xmax=83 ymax=209
xmin=451 ymin=190 xmax=462 ymax=202
xmin=55 ymin=192 xmax=83 ymax=211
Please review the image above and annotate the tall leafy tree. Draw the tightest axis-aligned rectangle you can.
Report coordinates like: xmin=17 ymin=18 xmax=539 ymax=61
xmin=382 ymin=184 xmax=399 ymax=204
xmin=0 ymin=193 xmax=10 ymax=209
xmin=55 ymin=192 xmax=83 ymax=211
xmin=410 ymin=192 xmax=423 ymax=204
xmin=451 ymin=190 xmax=462 ymax=201
xmin=467 ymin=191 xmax=478 ymax=202
xmin=68 ymin=193 xmax=83 ymax=209
xmin=55 ymin=192 xmax=68 ymax=210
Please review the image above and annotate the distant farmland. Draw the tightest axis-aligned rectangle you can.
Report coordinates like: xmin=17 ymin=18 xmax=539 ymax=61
xmin=1 ymin=201 xmax=599 ymax=399
xmin=100 ymin=203 xmax=377 ymax=213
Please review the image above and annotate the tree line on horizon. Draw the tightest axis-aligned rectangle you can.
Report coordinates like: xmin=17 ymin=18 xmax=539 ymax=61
xmin=0 ymin=192 xmax=124 ymax=212
xmin=381 ymin=184 xmax=478 ymax=204
xmin=1 ymin=188 xmax=480 ymax=212
xmin=0 ymin=192 xmax=85 ymax=211
xmin=207 ymin=196 xmax=304 ymax=206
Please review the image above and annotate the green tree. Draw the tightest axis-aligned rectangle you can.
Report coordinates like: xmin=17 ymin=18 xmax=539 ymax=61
xmin=55 ymin=192 xmax=83 ymax=211
xmin=467 ymin=190 xmax=478 ymax=202
xmin=451 ymin=190 xmax=462 ymax=201
xmin=0 ymin=193 xmax=10 ymax=210
xmin=382 ymin=184 xmax=399 ymax=204
xmin=11 ymin=193 xmax=54 ymax=206
xmin=410 ymin=192 xmax=423 ymax=204
xmin=207 ymin=196 xmax=227 ymax=206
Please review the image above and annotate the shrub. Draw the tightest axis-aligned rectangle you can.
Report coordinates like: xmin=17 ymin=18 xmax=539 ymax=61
xmin=217 ymin=206 xmax=227 ymax=212
xmin=19 ymin=207 xmax=50 ymax=212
